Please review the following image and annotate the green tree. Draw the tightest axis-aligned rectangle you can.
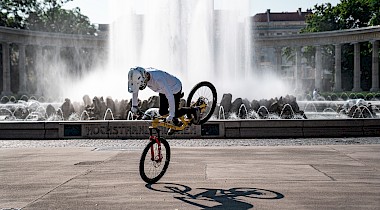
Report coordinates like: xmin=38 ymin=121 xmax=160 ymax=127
xmin=300 ymin=0 xmax=380 ymax=91
xmin=0 ymin=0 xmax=39 ymax=29
xmin=303 ymin=0 xmax=380 ymax=32
xmin=0 ymin=0 xmax=96 ymax=35
xmin=301 ymin=3 xmax=339 ymax=32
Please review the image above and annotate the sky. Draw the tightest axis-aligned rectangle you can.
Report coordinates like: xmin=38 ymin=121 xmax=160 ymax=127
xmin=63 ymin=0 xmax=341 ymax=24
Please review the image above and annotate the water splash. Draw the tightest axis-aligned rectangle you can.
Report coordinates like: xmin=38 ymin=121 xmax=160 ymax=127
xmin=127 ymin=111 xmax=134 ymax=120
xmin=65 ymin=0 xmax=290 ymax=102
xmin=218 ymin=106 xmax=226 ymax=119
xmin=80 ymin=110 xmax=90 ymax=120
xmin=104 ymin=108 xmax=115 ymax=120
xmin=279 ymin=104 xmax=295 ymax=118
xmin=303 ymin=102 xmax=318 ymax=112
xmin=238 ymin=104 xmax=248 ymax=119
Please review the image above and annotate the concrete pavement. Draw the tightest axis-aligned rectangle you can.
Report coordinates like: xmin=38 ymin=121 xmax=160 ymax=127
xmin=1 ymin=143 xmax=380 ymax=209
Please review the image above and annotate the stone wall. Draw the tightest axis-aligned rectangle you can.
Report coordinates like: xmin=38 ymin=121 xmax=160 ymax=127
xmin=0 ymin=119 xmax=379 ymax=139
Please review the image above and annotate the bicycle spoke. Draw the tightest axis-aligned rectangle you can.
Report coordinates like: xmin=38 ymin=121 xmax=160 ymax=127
xmin=189 ymin=86 xmax=215 ymax=121
xmin=144 ymin=144 xmax=166 ymax=179
xmin=140 ymin=138 xmax=171 ymax=184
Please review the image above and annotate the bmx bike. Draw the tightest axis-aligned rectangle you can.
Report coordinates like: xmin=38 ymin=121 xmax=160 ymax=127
xmin=139 ymin=81 xmax=217 ymax=184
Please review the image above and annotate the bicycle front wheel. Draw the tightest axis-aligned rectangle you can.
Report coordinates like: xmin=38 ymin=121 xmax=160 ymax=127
xmin=139 ymin=138 xmax=171 ymax=184
xmin=187 ymin=81 xmax=217 ymax=125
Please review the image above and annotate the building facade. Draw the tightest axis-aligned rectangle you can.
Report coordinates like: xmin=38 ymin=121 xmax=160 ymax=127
xmin=0 ymin=8 xmax=379 ymax=98
xmin=252 ymin=8 xmax=315 ymax=92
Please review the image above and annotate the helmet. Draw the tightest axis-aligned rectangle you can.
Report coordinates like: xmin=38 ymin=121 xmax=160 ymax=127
xmin=128 ymin=67 xmax=147 ymax=93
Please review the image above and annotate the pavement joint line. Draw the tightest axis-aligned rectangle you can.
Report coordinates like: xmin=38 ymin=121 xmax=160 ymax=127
xmin=327 ymin=145 xmax=379 ymax=172
xmin=309 ymin=164 xmax=336 ymax=181
xmin=20 ymin=151 xmax=120 ymax=209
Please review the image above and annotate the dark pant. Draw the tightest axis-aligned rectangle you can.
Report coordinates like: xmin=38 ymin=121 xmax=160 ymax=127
xmin=159 ymin=90 xmax=193 ymax=118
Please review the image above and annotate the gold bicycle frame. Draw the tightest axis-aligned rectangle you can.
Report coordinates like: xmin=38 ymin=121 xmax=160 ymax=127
xmin=149 ymin=103 xmax=207 ymax=131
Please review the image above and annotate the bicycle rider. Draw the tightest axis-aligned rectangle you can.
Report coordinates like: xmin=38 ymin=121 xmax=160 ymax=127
xmin=128 ymin=67 xmax=200 ymax=134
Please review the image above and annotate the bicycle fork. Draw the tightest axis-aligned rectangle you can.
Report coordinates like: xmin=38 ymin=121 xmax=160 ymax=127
xmin=149 ymin=136 xmax=163 ymax=162
xmin=149 ymin=128 xmax=163 ymax=163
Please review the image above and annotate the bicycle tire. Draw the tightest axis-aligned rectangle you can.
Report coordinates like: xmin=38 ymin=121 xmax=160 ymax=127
xmin=139 ymin=137 xmax=171 ymax=184
xmin=229 ymin=187 xmax=284 ymax=199
xmin=146 ymin=183 xmax=192 ymax=194
xmin=186 ymin=81 xmax=217 ymax=125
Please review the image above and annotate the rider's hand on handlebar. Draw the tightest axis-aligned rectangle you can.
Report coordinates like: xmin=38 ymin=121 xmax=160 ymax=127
xmin=166 ymin=115 xmax=173 ymax=124
xmin=131 ymin=106 xmax=140 ymax=114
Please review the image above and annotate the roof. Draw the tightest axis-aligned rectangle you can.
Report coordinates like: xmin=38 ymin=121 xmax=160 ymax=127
xmin=253 ymin=10 xmax=312 ymax=22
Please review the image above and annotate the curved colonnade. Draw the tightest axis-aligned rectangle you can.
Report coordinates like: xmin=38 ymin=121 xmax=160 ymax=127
xmin=0 ymin=26 xmax=107 ymax=96
xmin=0 ymin=26 xmax=380 ymax=139
xmin=255 ymin=26 xmax=380 ymax=92
xmin=1 ymin=26 xmax=380 ymax=96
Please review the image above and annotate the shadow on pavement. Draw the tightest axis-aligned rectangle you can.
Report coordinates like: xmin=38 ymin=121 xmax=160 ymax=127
xmin=146 ymin=183 xmax=284 ymax=209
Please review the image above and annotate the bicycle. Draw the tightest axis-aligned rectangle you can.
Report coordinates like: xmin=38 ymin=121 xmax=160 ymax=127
xmin=139 ymin=81 xmax=217 ymax=184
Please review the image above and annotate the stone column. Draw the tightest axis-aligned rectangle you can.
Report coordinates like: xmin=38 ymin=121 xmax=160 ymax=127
xmin=1 ymin=42 xmax=12 ymax=95
xmin=352 ymin=42 xmax=362 ymax=92
xmin=295 ymin=46 xmax=302 ymax=91
xmin=315 ymin=45 xmax=323 ymax=91
xmin=274 ymin=47 xmax=282 ymax=76
xmin=35 ymin=45 xmax=44 ymax=96
xmin=253 ymin=47 xmax=260 ymax=74
xmin=370 ymin=40 xmax=379 ymax=91
xmin=18 ymin=44 xmax=27 ymax=95
xmin=334 ymin=44 xmax=343 ymax=92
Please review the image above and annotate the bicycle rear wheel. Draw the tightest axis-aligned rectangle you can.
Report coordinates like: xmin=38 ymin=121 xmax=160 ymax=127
xmin=139 ymin=137 xmax=171 ymax=184
xmin=186 ymin=81 xmax=217 ymax=125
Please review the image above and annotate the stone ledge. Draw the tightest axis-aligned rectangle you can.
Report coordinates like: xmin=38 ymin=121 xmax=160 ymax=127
xmin=362 ymin=119 xmax=380 ymax=136
xmin=0 ymin=130 xmax=45 ymax=139
xmin=0 ymin=121 xmax=45 ymax=129
xmin=0 ymin=119 xmax=379 ymax=139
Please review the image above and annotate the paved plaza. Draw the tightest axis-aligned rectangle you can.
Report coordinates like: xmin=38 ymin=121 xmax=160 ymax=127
xmin=1 ymin=138 xmax=380 ymax=209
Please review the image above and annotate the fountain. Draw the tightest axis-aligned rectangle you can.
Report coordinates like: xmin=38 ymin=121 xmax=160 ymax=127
xmin=218 ymin=106 xmax=226 ymax=120
xmin=238 ymin=104 xmax=248 ymax=119
xmin=1 ymin=0 xmax=294 ymax=119
xmin=0 ymin=1 xmax=380 ymax=140
xmin=103 ymin=108 xmax=115 ymax=120
xmin=55 ymin=0 xmax=290 ymax=103
xmin=4 ymin=0 xmax=374 ymax=121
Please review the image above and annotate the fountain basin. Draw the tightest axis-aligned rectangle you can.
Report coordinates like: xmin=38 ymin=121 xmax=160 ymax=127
xmin=0 ymin=119 xmax=379 ymax=140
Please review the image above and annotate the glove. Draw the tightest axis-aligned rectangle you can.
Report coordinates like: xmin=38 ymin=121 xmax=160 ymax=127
xmin=131 ymin=106 xmax=139 ymax=114
xmin=166 ymin=115 xmax=173 ymax=123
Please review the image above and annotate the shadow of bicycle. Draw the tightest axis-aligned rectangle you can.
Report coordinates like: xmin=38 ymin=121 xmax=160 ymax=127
xmin=146 ymin=183 xmax=284 ymax=209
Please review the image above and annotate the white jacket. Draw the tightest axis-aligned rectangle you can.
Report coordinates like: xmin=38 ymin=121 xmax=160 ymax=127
xmin=132 ymin=68 xmax=182 ymax=118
